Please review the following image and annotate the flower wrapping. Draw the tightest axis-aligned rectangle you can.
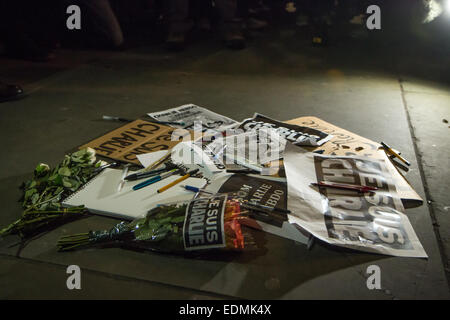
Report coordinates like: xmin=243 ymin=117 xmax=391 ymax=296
xmin=57 ymin=193 xmax=253 ymax=253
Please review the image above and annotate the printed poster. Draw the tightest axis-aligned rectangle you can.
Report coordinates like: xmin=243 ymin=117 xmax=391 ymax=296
xmin=205 ymin=172 xmax=309 ymax=244
xmin=284 ymin=143 xmax=427 ymax=257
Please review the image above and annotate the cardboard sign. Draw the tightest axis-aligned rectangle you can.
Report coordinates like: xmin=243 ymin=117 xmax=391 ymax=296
xmin=79 ymin=119 xmax=189 ymax=165
xmin=285 ymin=116 xmax=422 ymax=205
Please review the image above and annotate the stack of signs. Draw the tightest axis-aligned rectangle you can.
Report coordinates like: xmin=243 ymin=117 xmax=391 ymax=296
xmin=283 ymin=143 xmax=427 ymax=257
xmin=147 ymin=104 xmax=238 ymax=132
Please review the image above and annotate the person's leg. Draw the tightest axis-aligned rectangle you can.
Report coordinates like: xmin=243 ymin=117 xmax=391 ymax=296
xmin=214 ymin=0 xmax=246 ymax=49
xmin=166 ymin=0 xmax=191 ymax=50
xmin=78 ymin=0 xmax=124 ymax=48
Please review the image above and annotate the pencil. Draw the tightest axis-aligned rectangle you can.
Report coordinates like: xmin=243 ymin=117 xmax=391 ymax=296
xmin=380 ymin=142 xmax=410 ymax=166
xmin=143 ymin=151 xmax=172 ymax=172
xmin=157 ymin=169 xmax=199 ymax=193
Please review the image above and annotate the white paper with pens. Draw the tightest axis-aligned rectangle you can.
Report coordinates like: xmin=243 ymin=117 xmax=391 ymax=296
xmin=136 ymin=143 xmax=222 ymax=181
xmin=62 ymin=168 xmax=207 ymax=220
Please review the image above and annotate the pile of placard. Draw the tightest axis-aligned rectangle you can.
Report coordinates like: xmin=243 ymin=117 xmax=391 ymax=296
xmin=57 ymin=103 xmax=427 ymax=257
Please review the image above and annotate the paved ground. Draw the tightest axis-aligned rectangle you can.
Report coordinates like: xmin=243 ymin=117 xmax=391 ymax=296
xmin=0 ymin=18 xmax=449 ymax=299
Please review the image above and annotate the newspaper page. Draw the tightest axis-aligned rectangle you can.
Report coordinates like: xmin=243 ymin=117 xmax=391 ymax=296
xmin=205 ymin=172 xmax=309 ymax=244
xmin=148 ymin=104 xmax=238 ymax=132
xmin=284 ymin=143 xmax=427 ymax=257
xmin=238 ymin=113 xmax=332 ymax=147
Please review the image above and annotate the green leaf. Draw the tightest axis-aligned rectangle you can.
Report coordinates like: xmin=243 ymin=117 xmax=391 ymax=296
xmin=30 ymin=193 xmax=39 ymax=205
xmin=24 ymin=188 xmax=37 ymax=201
xmin=62 ymin=177 xmax=72 ymax=188
xmin=58 ymin=167 xmax=71 ymax=177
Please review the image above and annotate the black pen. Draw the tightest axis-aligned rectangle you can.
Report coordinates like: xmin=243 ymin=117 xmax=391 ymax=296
xmin=125 ymin=167 xmax=171 ymax=181
xmin=102 ymin=115 xmax=131 ymax=122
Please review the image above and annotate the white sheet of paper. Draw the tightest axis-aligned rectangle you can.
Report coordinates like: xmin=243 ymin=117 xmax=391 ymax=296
xmin=63 ymin=168 xmax=207 ymax=220
xmin=136 ymin=150 xmax=169 ymax=168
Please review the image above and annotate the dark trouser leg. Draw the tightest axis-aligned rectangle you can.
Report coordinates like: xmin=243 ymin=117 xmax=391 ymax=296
xmin=214 ymin=0 xmax=245 ymax=49
xmin=167 ymin=0 xmax=191 ymax=33
xmin=214 ymin=0 xmax=241 ymax=30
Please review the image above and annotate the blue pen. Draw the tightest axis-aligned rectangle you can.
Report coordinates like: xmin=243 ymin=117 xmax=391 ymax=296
xmin=133 ymin=169 xmax=178 ymax=191
xmin=181 ymin=185 xmax=213 ymax=194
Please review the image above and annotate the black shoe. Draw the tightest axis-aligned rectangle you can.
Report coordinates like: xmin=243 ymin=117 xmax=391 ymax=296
xmin=0 ymin=82 xmax=25 ymax=103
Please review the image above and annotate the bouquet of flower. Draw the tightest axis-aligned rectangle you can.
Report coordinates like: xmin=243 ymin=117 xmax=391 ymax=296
xmin=0 ymin=148 xmax=107 ymax=238
xmin=57 ymin=194 xmax=254 ymax=254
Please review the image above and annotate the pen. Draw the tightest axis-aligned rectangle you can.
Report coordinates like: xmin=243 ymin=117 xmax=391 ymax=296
xmin=311 ymin=181 xmax=378 ymax=193
xmin=117 ymin=164 xmax=131 ymax=192
xmin=157 ymin=169 xmax=199 ymax=193
xmin=125 ymin=166 xmax=172 ymax=181
xmin=380 ymin=142 xmax=410 ymax=166
xmin=133 ymin=168 xmax=179 ymax=191
xmin=181 ymin=185 xmax=214 ymax=194
xmin=226 ymin=168 xmax=260 ymax=174
xmin=102 ymin=115 xmax=131 ymax=122
xmin=94 ymin=162 xmax=118 ymax=172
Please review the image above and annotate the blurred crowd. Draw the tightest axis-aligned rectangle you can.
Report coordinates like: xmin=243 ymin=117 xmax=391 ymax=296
xmin=0 ymin=1 xmax=372 ymax=59
xmin=0 ymin=0 xmax=393 ymax=102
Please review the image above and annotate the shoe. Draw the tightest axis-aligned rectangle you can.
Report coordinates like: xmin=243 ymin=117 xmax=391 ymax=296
xmin=166 ymin=31 xmax=186 ymax=51
xmin=0 ymin=82 xmax=25 ymax=103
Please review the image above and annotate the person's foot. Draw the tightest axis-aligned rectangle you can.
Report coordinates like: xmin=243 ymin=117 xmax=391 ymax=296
xmin=0 ymin=82 xmax=25 ymax=103
xmin=166 ymin=31 xmax=186 ymax=51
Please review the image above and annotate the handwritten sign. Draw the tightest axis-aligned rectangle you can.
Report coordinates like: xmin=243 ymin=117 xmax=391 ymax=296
xmin=79 ymin=119 xmax=187 ymax=165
